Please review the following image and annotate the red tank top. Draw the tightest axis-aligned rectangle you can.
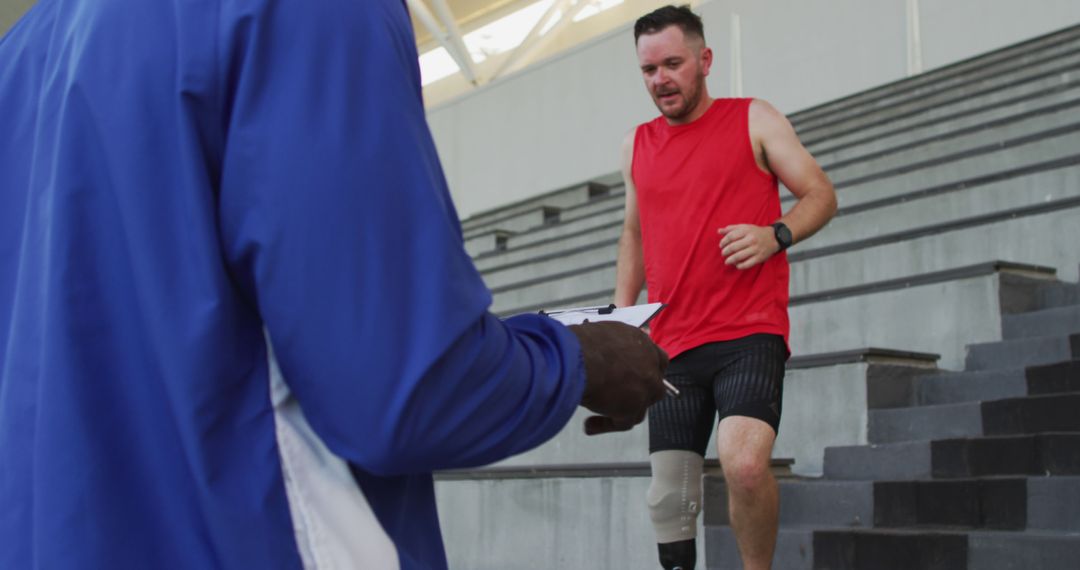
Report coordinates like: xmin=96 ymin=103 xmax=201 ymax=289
xmin=632 ymin=98 xmax=789 ymax=358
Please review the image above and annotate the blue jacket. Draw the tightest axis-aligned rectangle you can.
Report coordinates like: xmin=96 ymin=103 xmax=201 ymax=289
xmin=0 ymin=1 xmax=585 ymax=568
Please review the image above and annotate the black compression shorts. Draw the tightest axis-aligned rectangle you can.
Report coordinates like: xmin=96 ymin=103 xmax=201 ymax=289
xmin=648 ymin=334 xmax=788 ymax=456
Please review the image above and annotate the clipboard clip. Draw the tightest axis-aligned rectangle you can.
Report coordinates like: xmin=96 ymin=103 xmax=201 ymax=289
xmin=539 ymin=303 xmax=617 ymax=317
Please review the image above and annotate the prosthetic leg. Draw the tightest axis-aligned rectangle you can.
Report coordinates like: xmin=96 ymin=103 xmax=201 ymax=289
xmin=648 ymin=450 xmax=704 ymax=569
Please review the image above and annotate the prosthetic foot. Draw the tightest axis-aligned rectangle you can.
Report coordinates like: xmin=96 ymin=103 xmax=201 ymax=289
xmin=657 ymin=538 xmax=696 ymax=570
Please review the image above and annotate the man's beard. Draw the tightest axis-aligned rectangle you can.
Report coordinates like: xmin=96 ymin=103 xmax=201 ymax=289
xmin=656 ymin=76 xmax=704 ymax=121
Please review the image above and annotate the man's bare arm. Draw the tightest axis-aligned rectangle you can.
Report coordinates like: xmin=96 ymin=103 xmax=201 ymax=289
xmin=614 ymin=130 xmax=646 ymax=307
xmin=719 ymin=99 xmax=837 ymax=269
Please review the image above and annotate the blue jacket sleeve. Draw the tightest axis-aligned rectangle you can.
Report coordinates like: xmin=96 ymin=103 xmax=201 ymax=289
xmin=214 ymin=0 xmax=585 ymax=475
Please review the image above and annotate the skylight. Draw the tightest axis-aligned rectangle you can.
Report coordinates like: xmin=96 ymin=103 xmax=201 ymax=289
xmin=419 ymin=47 xmax=460 ymax=86
xmin=573 ymin=0 xmax=624 ymax=23
xmin=465 ymin=0 xmax=555 ymax=63
xmin=417 ymin=0 xmax=625 ymax=87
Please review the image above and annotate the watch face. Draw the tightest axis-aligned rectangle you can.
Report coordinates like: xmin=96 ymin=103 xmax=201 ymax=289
xmin=775 ymin=224 xmax=792 ymax=248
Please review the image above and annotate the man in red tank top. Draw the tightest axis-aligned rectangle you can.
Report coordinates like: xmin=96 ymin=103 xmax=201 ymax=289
xmin=615 ymin=6 xmax=837 ymax=570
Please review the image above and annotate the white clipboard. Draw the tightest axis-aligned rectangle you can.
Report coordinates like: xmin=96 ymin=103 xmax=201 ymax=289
xmin=539 ymin=302 xmax=677 ymax=396
xmin=539 ymin=302 xmax=664 ymax=328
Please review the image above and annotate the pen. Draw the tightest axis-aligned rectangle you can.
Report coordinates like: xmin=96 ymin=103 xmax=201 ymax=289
xmin=663 ymin=379 xmax=680 ymax=397
xmin=539 ymin=303 xmax=617 ymax=316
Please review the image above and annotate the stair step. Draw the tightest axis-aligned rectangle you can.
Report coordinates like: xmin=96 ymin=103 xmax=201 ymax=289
xmin=795 ymin=29 xmax=1080 ymax=136
xmin=982 ymin=392 xmax=1080 ymax=437
xmin=824 ymin=433 xmax=1080 ymax=481
xmin=1003 ymin=304 xmax=1080 ymax=339
xmin=1028 ymin=477 xmax=1080 ymax=531
xmin=915 ymin=369 xmax=1028 ymax=406
xmin=706 ymin=527 xmax=1080 ymax=569
xmin=808 ymin=69 xmax=1080 ymax=162
xmin=812 ymin=528 xmax=968 ymax=570
xmin=913 ymin=360 xmax=1080 ymax=405
xmin=872 ymin=477 xmax=1030 ymax=529
xmin=705 ymin=478 xmax=875 ymax=529
xmin=1036 ymin=281 xmax=1080 ymax=309
xmin=705 ymin=526 xmax=815 ymax=570
xmin=870 ymin=401 xmax=984 ymax=442
xmin=964 ymin=333 xmax=1080 ymax=371
xmin=968 ymin=529 xmax=1080 ymax=570
xmin=822 ymin=99 xmax=1080 ymax=185
xmin=706 ymin=476 xmax=1080 ymax=531
xmin=869 ymin=393 xmax=1080 ymax=443
xmin=1026 ymin=359 xmax=1080 ymax=395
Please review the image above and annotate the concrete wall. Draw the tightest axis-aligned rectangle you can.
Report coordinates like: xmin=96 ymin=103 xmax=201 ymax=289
xmin=429 ymin=0 xmax=1080 ymax=219
xmin=0 ymin=0 xmax=34 ymax=35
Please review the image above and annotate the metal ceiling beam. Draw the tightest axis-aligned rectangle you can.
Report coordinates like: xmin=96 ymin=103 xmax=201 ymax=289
xmin=426 ymin=0 xmax=481 ymax=85
xmin=407 ymin=0 xmax=479 ymax=85
xmin=490 ymin=0 xmax=589 ymax=81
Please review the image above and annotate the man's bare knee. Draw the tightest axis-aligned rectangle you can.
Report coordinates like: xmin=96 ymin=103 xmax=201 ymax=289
xmin=722 ymin=454 xmax=772 ymax=497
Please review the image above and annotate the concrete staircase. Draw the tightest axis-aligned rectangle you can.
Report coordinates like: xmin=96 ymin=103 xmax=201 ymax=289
xmin=437 ymin=22 xmax=1080 ymax=570
xmin=706 ymin=277 xmax=1080 ymax=569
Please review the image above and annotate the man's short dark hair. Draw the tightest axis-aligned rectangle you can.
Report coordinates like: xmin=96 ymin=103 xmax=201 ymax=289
xmin=634 ymin=5 xmax=704 ymax=44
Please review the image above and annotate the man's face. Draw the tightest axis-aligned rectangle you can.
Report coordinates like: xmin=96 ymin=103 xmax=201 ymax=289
xmin=636 ymin=25 xmax=712 ymax=123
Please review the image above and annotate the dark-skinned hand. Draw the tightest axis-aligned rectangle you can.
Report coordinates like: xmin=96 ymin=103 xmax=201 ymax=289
xmin=568 ymin=321 xmax=669 ymax=435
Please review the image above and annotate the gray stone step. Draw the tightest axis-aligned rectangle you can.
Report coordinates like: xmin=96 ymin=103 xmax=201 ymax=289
xmin=481 ymin=239 xmax=613 ymax=290
xmin=799 ymin=47 xmax=1080 ymax=149
xmin=705 ymin=477 xmax=874 ymax=528
xmin=705 ymin=525 xmax=815 ymax=570
xmin=490 ymin=260 xmax=614 ymax=314
xmin=464 ymin=198 xmax=626 ymax=255
xmin=819 ymin=95 xmax=1080 ymax=183
xmin=869 ymin=393 xmax=1080 ymax=444
xmin=790 ymin=23 xmax=1080 ymax=128
xmin=461 ymin=180 xmax=613 ymax=233
xmin=1027 ymin=476 xmax=1080 ymax=531
xmin=464 ymin=228 xmax=514 ymax=258
xmin=915 ymin=369 xmax=1029 ymax=407
xmin=794 ymin=30 xmax=1080 ymax=138
xmin=806 ymin=63 xmax=1080 ymax=159
xmin=809 ymin=161 xmax=1080 ymax=250
xmin=707 ymin=527 xmax=1080 ymax=570
xmin=465 ymin=188 xmax=624 ymax=251
xmin=791 ymin=203 xmax=1080 ymax=303
xmin=489 ymin=190 xmax=1080 ymax=314
xmin=908 ymin=357 xmax=1080 ymax=407
xmin=1036 ymin=279 xmax=1080 ymax=309
xmin=473 ymin=221 xmax=621 ymax=274
xmin=496 ymin=193 xmax=623 ymax=249
xmin=786 ymin=125 xmax=1080 ymax=211
xmin=824 ymin=433 xmax=1080 ymax=481
xmin=968 ymin=529 xmax=1080 ymax=570
xmin=965 ymin=333 xmax=1080 ymax=371
xmin=1002 ymin=304 xmax=1080 ymax=340
xmin=1025 ymin=359 xmax=1080 ymax=396
xmin=707 ymin=475 xmax=1080 ymax=532
xmin=463 ymin=204 xmax=562 ymax=240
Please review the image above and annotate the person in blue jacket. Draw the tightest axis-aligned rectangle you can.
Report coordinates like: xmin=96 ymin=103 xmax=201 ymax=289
xmin=0 ymin=1 xmax=669 ymax=568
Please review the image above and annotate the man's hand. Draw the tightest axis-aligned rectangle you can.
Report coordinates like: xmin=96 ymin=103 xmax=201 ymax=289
xmin=568 ymin=321 xmax=669 ymax=435
xmin=718 ymin=224 xmax=780 ymax=270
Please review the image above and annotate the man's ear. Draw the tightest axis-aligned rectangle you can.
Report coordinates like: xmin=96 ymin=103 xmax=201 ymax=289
xmin=700 ymin=46 xmax=713 ymax=77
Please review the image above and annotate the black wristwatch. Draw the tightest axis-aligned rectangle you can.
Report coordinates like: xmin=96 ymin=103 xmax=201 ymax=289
xmin=771 ymin=222 xmax=793 ymax=251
